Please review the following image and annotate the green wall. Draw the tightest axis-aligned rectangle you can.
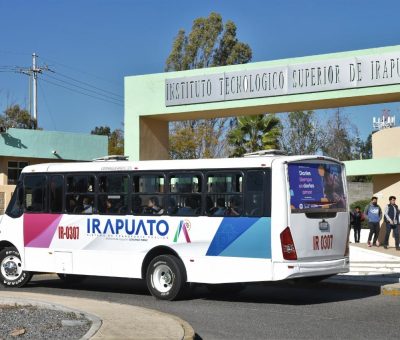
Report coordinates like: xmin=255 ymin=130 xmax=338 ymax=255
xmin=0 ymin=128 xmax=108 ymax=161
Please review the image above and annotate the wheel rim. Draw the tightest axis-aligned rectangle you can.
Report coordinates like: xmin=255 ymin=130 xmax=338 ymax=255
xmin=152 ymin=264 xmax=174 ymax=293
xmin=1 ymin=255 xmax=23 ymax=281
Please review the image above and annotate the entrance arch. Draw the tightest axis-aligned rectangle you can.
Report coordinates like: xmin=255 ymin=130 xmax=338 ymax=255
xmin=124 ymin=45 xmax=400 ymax=161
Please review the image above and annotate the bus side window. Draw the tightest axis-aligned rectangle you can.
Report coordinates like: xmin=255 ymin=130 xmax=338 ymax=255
xmin=168 ymin=173 xmax=202 ymax=216
xmin=245 ymin=170 xmax=269 ymax=217
xmin=206 ymin=172 xmax=243 ymax=217
xmin=65 ymin=175 xmax=95 ymax=214
xmin=132 ymin=174 xmax=165 ymax=215
xmin=49 ymin=175 xmax=63 ymax=213
xmin=98 ymin=174 xmax=129 ymax=215
xmin=24 ymin=175 xmax=47 ymax=213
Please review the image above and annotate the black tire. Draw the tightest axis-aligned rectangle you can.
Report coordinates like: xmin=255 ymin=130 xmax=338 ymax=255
xmin=206 ymin=283 xmax=246 ymax=295
xmin=57 ymin=273 xmax=87 ymax=284
xmin=0 ymin=247 xmax=32 ymax=288
xmin=146 ymin=255 xmax=186 ymax=301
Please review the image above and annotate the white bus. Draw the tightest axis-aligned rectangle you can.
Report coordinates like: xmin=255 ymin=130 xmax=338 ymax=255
xmin=0 ymin=153 xmax=349 ymax=300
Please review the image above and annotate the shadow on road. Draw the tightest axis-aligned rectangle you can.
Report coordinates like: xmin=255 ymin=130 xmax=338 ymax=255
xmin=14 ymin=273 xmax=381 ymax=306
xmin=197 ymin=281 xmax=380 ymax=305
xmin=23 ymin=274 xmax=150 ymax=297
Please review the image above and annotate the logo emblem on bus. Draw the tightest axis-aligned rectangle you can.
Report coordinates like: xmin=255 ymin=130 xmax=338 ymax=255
xmin=173 ymin=220 xmax=191 ymax=243
xmin=319 ymin=220 xmax=330 ymax=231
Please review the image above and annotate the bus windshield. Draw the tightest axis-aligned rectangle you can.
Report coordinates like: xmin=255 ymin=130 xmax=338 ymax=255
xmin=288 ymin=162 xmax=346 ymax=213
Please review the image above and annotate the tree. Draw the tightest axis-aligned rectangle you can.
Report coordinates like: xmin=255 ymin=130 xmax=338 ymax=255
xmin=0 ymin=104 xmax=37 ymax=129
xmin=227 ymin=114 xmax=281 ymax=157
xmin=360 ymin=133 xmax=372 ymax=159
xmin=169 ymin=119 xmax=227 ymax=159
xmin=348 ymin=133 xmax=373 ymax=183
xmin=91 ymin=125 xmax=124 ymax=155
xmin=280 ymin=110 xmax=324 ymax=155
xmin=91 ymin=126 xmax=111 ymax=136
xmin=321 ymin=109 xmax=358 ymax=161
xmin=165 ymin=12 xmax=252 ymax=159
xmin=165 ymin=12 xmax=252 ymax=71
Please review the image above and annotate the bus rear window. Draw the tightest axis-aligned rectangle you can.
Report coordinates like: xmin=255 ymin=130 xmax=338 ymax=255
xmin=288 ymin=162 xmax=346 ymax=213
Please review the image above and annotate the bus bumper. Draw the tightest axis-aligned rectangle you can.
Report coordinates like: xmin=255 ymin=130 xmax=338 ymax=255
xmin=273 ymin=257 xmax=350 ymax=280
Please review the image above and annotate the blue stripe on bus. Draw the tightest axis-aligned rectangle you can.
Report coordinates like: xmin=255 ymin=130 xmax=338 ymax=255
xmin=206 ymin=217 xmax=271 ymax=258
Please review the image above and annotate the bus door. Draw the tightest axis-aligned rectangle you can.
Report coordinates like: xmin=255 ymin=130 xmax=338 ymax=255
xmin=22 ymin=174 xmax=59 ymax=272
xmin=284 ymin=160 xmax=349 ymax=261
xmin=23 ymin=174 xmax=79 ymax=274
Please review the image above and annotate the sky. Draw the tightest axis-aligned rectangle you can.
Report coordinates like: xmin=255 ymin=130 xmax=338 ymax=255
xmin=1 ymin=0 xmax=400 ymax=141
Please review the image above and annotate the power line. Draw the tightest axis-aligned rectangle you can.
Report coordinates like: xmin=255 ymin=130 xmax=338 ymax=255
xmin=38 ymin=80 xmax=57 ymax=130
xmin=40 ymin=77 xmax=123 ymax=107
xmin=0 ymin=66 xmax=21 ymax=72
xmin=1 ymin=63 xmax=123 ymax=104
xmin=38 ymin=54 xmax=121 ymax=87
xmin=2 ymin=54 xmax=125 ymax=114
xmin=54 ymin=71 xmax=123 ymax=99
xmin=0 ymin=50 xmax=31 ymax=57
xmin=42 ymin=73 xmax=123 ymax=103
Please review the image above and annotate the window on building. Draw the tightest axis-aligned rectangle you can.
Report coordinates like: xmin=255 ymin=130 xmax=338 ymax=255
xmin=206 ymin=172 xmax=243 ymax=216
xmin=24 ymin=175 xmax=47 ymax=213
xmin=98 ymin=174 xmax=129 ymax=214
xmin=8 ymin=161 xmax=28 ymax=185
xmin=168 ymin=173 xmax=202 ymax=216
xmin=132 ymin=174 xmax=165 ymax=215
xmin=66 ymin=175 xmax=95 ymax=214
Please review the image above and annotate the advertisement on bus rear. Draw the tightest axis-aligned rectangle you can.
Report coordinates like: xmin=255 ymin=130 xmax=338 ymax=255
xmin=288 ymin=162 xmax=346 ymax=213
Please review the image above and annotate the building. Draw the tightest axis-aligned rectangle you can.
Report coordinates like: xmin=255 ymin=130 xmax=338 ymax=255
xmin=0 ymin=128 xmax=108 ymax=213
xmin=345 ymin=127 xmax=400 ymax=246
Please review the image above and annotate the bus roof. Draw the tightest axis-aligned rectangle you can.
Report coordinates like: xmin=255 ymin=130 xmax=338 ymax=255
xmin=20 ymin=155 xmax=341 ymax=174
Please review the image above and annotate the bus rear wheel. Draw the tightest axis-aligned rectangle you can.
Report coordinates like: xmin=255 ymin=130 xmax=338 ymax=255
xmin=0 ymin=247 xmax=32 ymax=288
xmin=146 ymin=255 xmax=186 ymax=301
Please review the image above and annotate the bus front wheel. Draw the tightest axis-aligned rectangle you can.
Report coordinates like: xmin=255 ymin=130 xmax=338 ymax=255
xmin=146 ymin=255 xmax=186 ymax=301
xmin=0 ymin=247 xmax=32 ymax=288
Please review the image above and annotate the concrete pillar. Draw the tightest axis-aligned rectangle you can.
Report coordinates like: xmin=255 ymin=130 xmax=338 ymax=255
xmin=373 ymin=174 xmax=400 ymax=247
xmin=139 ymin=117 xmax=169 ymax=160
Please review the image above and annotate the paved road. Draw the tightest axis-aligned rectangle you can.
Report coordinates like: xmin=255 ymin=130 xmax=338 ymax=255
xmin=2 ymin=274 xmax=399 ymax=339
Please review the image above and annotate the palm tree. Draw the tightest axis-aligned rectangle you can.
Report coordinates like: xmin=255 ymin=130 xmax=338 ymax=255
xmin=227 ymin=114 xmax=281 ymax=157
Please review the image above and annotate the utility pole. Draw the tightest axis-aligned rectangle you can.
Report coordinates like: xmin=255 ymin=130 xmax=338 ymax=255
xmin=15 ymin=53 xmax=52 ymax=128
xmin=31 ymin=53 xmax=42 ymax=123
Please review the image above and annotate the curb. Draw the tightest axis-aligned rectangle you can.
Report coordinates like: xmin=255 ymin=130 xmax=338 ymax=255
xmin=167 ymin=314 xmax=196 ymax=340
xmin=381 ymin=283 xmax=400 ymax=296
xmin=0 ymin=296 xmax=102 ymax=339
xmin=0 ymin=292 xmax=195 ymax=339
xmin=324 ymin=278 xmax=400 ymax=296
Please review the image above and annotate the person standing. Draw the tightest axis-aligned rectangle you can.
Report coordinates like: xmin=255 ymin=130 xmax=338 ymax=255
xmin=351 ymin=206 xmax=363 ymax=243
xmin=383 ymin=196 xmax=400 ymax=250
xmin=364 ymin=196 xmax=382 ymax=247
